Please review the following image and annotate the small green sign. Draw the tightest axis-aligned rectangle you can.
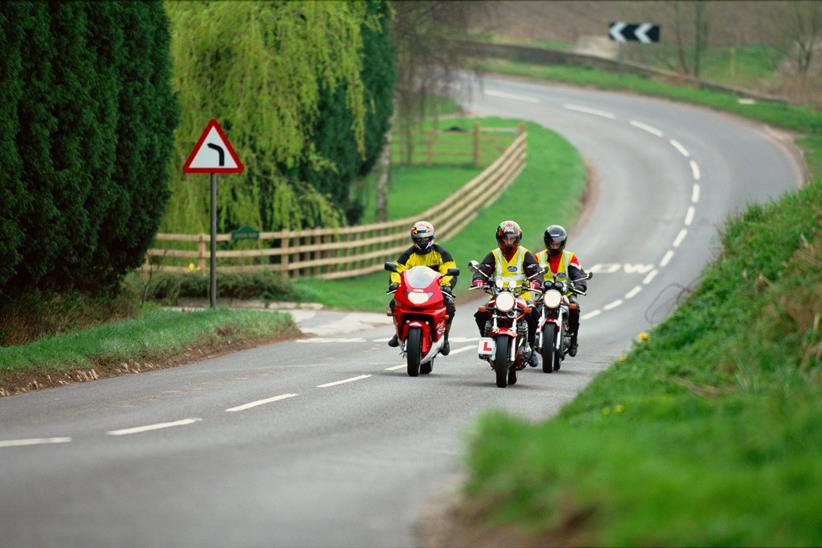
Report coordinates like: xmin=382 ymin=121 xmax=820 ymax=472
xmin=231 ymin=225 xmax=260 ymax=241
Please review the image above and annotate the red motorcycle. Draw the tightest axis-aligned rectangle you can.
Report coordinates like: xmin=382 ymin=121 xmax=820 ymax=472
xmin=384 ymin=262 xmax=460 ymax=376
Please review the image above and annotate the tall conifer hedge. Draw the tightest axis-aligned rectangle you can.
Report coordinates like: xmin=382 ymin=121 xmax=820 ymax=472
xmin=0 ymin=1 xmax=178 ymax=296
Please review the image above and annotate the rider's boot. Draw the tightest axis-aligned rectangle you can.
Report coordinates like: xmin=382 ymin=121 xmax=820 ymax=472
xmin=441 ymin=323 xmax=451 ymax=356
xmin=568 ymin=333 xmax=578 ymax=357
xmin=529 ymin=349 xmax=539 ymax=367
xmin=388 ymin=334 xmax=399 ymax=347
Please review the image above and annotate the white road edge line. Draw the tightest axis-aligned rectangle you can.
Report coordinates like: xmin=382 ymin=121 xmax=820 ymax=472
xmin=604 ymin=299 xmax=624 ymax=311
xmin=630 ymin=120 xmax=664 ymax=137
xmin=625 ymin=286 xmax=642 ymax=300
xmin=669 ymin=138 xmax=690 ymax=157
xmin=563 ymin=104 xmax=615 ymax=119
xmin=691 ymin=184 xmax=701 ymax=203
xmin=660 ymin=250 xmax=675 ymax=267
xmin=385 ymin=364 xmax=405 ymax=371
xmin=449 ymin=345 xmax=475 ymax=355
xmin=107 ymin=418 xmax=202 ymax=437
xmin=581 ymin=309 xmax=602 ymax=320
xmin=317 ymin=374 xmax=371 ymax=388
xmin=690 ymin=160 xmax=701 ymax=180
xmin=484 ymin=89 xmax=539 ymax=103
xmin=0 ymin=437 xmax=72 ymax=448
xmin=673 ymin=228 xmax=688 ymax=248
xmin=643 ymin=269 xmax=659 ymax=285
xmin=685 ymin=206 xmax=695 ymax=226
xmin=226 ymin=393 xmax=298 ymax=413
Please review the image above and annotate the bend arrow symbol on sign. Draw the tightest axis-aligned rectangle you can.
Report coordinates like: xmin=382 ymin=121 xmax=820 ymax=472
xmin=609 ymin=22 xmax=661 ymax=43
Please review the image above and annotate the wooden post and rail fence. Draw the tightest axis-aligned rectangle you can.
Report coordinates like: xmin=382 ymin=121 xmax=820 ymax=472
xmin=146 ymin=123 xmax=527 ymax=280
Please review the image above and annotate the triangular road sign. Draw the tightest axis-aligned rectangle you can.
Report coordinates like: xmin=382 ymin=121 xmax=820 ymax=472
xmin=183 ymin=119 xmax=244 ymax=174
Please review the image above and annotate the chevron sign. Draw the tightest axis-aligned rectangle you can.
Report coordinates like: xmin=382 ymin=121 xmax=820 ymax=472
xmin=609 ymin=22 xmax=661 ymax=43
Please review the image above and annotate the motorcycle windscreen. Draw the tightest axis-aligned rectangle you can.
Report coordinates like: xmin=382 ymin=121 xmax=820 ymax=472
xmin=404 ymin=266 xmax=439 ymax=289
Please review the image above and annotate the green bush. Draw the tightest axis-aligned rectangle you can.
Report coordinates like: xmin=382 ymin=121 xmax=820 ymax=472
xmin=134 ymin=270 xmax=312 ymax=304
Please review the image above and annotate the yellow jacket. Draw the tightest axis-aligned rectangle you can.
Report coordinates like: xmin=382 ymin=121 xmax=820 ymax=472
xmin=390 ymin=244 xmax=457 ymax=287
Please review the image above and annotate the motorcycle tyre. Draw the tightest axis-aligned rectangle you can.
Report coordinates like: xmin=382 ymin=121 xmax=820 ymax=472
xmin=406 ymin=327 xmax=422 ymax=377
xmin=541 ymin=324 xmax=557 ymax=374
xmin=494 ymin=336 xmax=510 ymax=388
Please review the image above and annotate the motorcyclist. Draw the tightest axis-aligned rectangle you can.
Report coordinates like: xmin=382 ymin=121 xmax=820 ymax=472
xmin=471 ymin=220 xmax=542 ymax=367
xmin=535 ymin=224 xmax=588 ymax=357
xmin=387 ymin=221 xmax=458 ymax=355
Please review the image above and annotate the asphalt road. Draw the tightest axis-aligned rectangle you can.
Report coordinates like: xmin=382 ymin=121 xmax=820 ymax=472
xmin=0 ymin=76 xmax=802 ymax=547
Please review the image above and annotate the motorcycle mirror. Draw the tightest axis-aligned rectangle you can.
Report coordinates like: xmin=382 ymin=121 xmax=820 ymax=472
xmin=587 ymin=272 xmax=594 ymax=280
xmin=384 ymin=262 xmax=398 ymax=273
xmin=446 ymin=267 xmax=460 ymax=277
xmin=525 ymin=263 xmax=539 ymax=273
xmin=468 ymin=260 xmax=479 ymax=269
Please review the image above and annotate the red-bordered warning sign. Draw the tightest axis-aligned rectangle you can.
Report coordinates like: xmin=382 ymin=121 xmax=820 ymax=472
xmin=183 ymin=119 xmax=244 ymax=174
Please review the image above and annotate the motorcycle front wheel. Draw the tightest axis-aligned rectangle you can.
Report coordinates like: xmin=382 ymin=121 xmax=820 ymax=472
xmin=541 ymin=324 xmax=557 ymax=374
xmin=406 ymin=327 xmax=422 ymax=377
xmin=494 ymin=336 xmax=510 ymax=388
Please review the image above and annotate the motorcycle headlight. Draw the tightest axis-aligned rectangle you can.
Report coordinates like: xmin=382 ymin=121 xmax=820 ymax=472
xmin=543 ymin=289 xmax=562 ymax=309
xmin=407 ymin=291 xmax=433 ymax=305
xmin=495 ymin=292 xmax=515 ymax=312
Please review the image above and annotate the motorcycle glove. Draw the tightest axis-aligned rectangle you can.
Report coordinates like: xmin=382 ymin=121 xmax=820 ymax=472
xmin=387 ymin=283 xmax=399 ymax=293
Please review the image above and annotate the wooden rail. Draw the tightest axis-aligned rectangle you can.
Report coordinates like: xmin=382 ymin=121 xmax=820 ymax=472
xmin=146 ymin=125 xmax=527 ymax=280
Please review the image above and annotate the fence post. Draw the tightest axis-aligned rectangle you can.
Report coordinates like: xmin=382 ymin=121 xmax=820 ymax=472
xmin=281 ymin=232 xmax=290 ymax=279
xmin=197 ymin=234 xmax=206 ymax=271
xmin=426 ymin=130 xmax=434 ymax=166
xmin=472 ymin=122 xmax=480 ymax=168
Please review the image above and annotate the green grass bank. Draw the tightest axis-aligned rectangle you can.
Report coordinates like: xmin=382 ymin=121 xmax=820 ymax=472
xmin=295 ymin=116 xmax=587 ymax=311
xmin=457 ymin=109 xmax=822 ymax=543
xmin=0 ymin=307 xmax=298 ymax=395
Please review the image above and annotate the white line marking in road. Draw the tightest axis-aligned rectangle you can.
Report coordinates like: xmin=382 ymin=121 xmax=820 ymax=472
xmin=385 ymin=364 xmax=405 ymax=371
xmin=226 ymin=393 xmax=298 ymax=413
xmin=581 ymin=309 xmax=602 ymax=320
xmin=450 ymin=345 xmax=475 ymax=355
xmin=690 ymin=160 xmax=701 ymax=180
xmin=0 ymin=437 xmax=72 ymax=449
xmin=630 ymin=120 xmax=664 ymax=137
xmin=685 ymin=206 xmax=695 ymax=226
xmin=317 ymin=374 xmax=371 ymax=388
xmin=372 ymin=337 xmax=392 ymax=343
xmin=673 ymin=228 xmax=688 ymax=248
xmin=643 ymin=269 xmax=659 ymax=285
xmin=669 ymin=138 xmax=690 ymax=157
xmin=691 ymin=184 xmax=701 ymax=203
xmin=107 ymin=418 xmax=202 ymax=437
xmin=660 ymin=250 xmax=675 ymax=267
xmin=563 ymin=104 xmax=615 ymax=119
xmin=604 ymin=299 xmax=624 ymax=311
xmin=589 ymin=263 xmax=655 ymax=274
xmin=485 ymin=89 xmax=539 ymax=103
xmin=297 ymin=338 xmax=367 ymax=344
xmin=625 ymin=286 xmax=642 ymax=299
xmin=449 ymin=336 xmax=479 ymax=343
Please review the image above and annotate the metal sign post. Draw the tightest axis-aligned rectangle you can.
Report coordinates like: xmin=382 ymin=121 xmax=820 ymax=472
xmin=182 ymin=119 xmax=245 ymax=308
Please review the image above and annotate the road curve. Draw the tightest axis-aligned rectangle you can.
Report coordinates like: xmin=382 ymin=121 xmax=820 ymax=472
xmin=0 ymin=76 xmax=802 ymax=547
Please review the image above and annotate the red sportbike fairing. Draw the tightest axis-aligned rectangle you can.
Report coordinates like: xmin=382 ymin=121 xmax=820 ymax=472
xmin=384 ymin=263 xmax=458 ymax=377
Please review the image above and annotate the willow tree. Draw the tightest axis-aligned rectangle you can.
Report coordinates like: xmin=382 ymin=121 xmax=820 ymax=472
xmin=163 ymin=1 xmax=381 ymax=233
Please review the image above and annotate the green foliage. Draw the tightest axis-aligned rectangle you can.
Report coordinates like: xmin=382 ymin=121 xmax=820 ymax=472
xmin=132 ymin=270 xmax=312 ymax=304
xmin=163 ymin=1 xmax=394 ymax=232
xmin=0 ymin=1 xmax=178 ymax=296
xmin=464 ymin=140 xmax=822 ymax=544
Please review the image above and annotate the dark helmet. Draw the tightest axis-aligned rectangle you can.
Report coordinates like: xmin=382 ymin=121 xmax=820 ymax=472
xmin=544 ymin=224 xmax=567 ymax=256
xmin=410 ymin=220 xmax=435 ymax=253
xmin=496 ymin=220 xmax=522 ymax=253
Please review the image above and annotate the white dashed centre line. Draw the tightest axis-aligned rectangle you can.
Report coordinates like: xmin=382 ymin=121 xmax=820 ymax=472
xmin=0 ymin=437 xmax=72 ymax=449
xmin=317 ymin=374 xmax=371 ymax=388
xmin=669 ymin=139 xmax=690 ymax=157
xmin=660 ymin=250 xmax=675 ymax=267
xmin=564 ymin=104 xmax=615 ymax=118
xmin=673 ymin=228 xmax=688 ymax=248
xmin=604 ymin=299 xmax=624 ymax=311
xmin=581 ymin=309 xmax=602 ymax=320
xmin=107 ymin=418 xmax=202 ymax=437
xmin=226 ymin=393 xmax=298 ymax=413
xmin=630 ymin=120 xmax=664 ymax=137
xmin=385 ymin=364 xmax=405 ymax=371
xmin=691 ymin=184 xmax=701 ymax=203
xmin=625 ymin=286 xmax=642 ymax=299
xmin=449 ymin=345 xmax=475 ymax=355
xmin=484 ymin=89 xmax=539 ymax=103
xmin=690 ymin=160 xmax=701 ymax=180
xmin=685 ymin=206 xmax=695 ymax=226
xmin=643 ymin=269 xmax=659 ymax=285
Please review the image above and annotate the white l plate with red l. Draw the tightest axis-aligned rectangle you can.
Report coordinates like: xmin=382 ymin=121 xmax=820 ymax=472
xmin=478 ymin=337 xmax=495 ymax=357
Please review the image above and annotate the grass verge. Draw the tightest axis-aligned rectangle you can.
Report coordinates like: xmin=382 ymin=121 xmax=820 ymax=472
xmin=295 ymin=116 xmax=587 ymax=311
xmin=455 ymin=135 xmax=822 ymax=544
xmin=0 ymin=306 xmax=299 ymax=396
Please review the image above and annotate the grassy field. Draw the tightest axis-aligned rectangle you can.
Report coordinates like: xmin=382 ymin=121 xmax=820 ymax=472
xmin=295 ymin=116 xmax=586 ymax=311
xmin=456 ymin=81 xmax=822 ymax=543
xmin=0 ymin=307 xmax=298 ymax=393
